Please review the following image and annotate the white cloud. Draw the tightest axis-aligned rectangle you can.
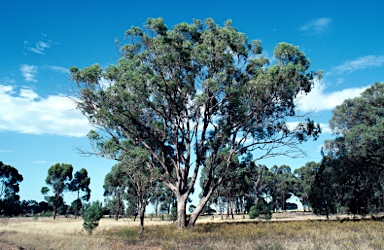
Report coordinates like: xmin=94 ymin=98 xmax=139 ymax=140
xmin=319 ymin=123 xmax=331 ymax=134
xmin=328 ymin=55 xmax=384 ymax=75
xmin=20 ymin=64 xmax=38 ymax=82
xmin=295 ymin=80 xmax=368 ymax=112
xmin=25 ymin=40 xmax=52 ymax=55
xmin=300 ymin=18 xmax=332 ymax=34
xmin=48 ymin=65 xmax=69 ymax=74
xmin=0 ymin=78 xmax=15 ymax=85
xmin=0 ymin=85 xmax=91 ymax=137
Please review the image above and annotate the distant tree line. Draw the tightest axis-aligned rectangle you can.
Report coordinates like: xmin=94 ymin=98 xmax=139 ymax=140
xmin=0 ymin=161 xmax=93 ymax=218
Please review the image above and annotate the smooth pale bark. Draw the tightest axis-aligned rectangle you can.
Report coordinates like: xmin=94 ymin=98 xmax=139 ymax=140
xmin=188 ymin=195 xmax=211 ymax=227
xmin=176 ymin=195 xmax=188 ymax=229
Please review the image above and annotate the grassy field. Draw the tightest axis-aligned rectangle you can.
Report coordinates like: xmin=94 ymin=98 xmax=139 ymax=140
xmin=0 ymin=213 xmax=383 ymax=249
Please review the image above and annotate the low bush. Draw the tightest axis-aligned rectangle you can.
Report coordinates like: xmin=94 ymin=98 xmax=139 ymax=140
xmin=249 ymin=202 xmax=272 ymax=220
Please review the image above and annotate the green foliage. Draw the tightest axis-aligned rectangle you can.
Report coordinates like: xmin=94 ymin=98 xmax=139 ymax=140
xmin=169 ymin=207 xmax=177 ymax=222
xmin=268 ymin=165 xmax=295 ymax=211
xmin=42 ymin=163 xmax=73 ymax=219
xmin=69 ymin=168 xmax=91 ymax=201
xmin=103 ymin=164 xmax=128 ymax=220
xmin=293 ymin=161 xmax=320 ymax=211
xmin=0 ymin=161 xmax=23 ymax=216
xmin=40 ymin=211 xmax=53 ymax=217
xmin=313 ymin=82 xmax=384 ymax=216
xmin=83 ymin=201 xmax=103 ymax=234
xmin=0 ymin=161 xmax=23 ymax=202
xmin=309 ymin=157 xmax=341 ymax=218
xmin=249 ymin=202 xmax=271 ymax=220
xmin=71 ymin=18 xmax=321 ymax=228
xmin=69 ymin=168 xmax=91 ymax=218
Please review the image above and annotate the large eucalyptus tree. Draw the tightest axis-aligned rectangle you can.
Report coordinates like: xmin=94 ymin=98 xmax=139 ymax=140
xmin=71 ymin=18 xmax=321 ymax=228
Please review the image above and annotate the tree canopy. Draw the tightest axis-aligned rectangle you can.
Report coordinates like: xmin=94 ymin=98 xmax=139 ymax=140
xmin=69 ymin=168 xmax=91 ymax=218
xmin=103 ymin=163 xmax=129 ymax=221
xmin=71 ymin=18 xmax=321 ymax=228
xmin=311 ymin=82 xmax=384 ymax=216
xmin=42 ymin=163 xmax=73 ymax=219
xmin=0 ymin=162 xmax=23 ymax=215
xmin=0 ymin=161 xmax=23 ymax=201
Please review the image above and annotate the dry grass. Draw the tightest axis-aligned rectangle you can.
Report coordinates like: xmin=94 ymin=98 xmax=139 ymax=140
xmin=0 ymin=214 xmax=383 ymax=249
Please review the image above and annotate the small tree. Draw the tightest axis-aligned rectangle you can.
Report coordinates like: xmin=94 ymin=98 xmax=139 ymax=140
xmin=249 ymin=201 xmax=271 ymax=220
xmin=42 ymin=163 xmax=73 ymax=219
xmin=69 ymin=168 xmax=91 ymax=218
xmin=83 ymin=201 xmax=103 ymax=234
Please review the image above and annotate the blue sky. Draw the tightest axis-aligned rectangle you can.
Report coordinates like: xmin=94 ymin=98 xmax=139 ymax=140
xmin=1 ymin=1 xmax=384 ymax=206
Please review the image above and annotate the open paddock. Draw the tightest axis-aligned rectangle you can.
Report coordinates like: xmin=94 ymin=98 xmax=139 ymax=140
xmin=0 ymin=213 xmax=383 ymax=249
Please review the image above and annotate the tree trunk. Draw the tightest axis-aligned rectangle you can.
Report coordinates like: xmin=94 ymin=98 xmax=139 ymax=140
xmin=139 ymin=202 xmax=146 ymax=235
xmin=53 ymin=207 xmax=57 ymax=220
xmin=75 ymin=192 xmax=80 ymax=219
xmin=115 ymin=194 xmax=121 ymax=221
xmin=188 ymin=194 xmax=211 ymax=227
xmin=255 ymin=196 xmax=259 ymax=207
xmin=154 ymin=199 xmax=159 ymax=217
xmin=176 ymin=195 xmax=187 ymax=229
xmin=226 ymin=200 xmax=230 ymax=219
xmin=231 ymin=202 xmax=234 ymax=219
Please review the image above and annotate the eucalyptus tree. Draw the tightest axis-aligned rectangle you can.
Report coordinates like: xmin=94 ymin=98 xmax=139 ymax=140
xmin=293 ymin=161 xmax=320 ymax=211
xmin=69 ymin=168 xmax=91 ymax=218
xmin=315 ymin=82 xmax=384 ymax=215
xmin=268 ymin=165 xmax=295 ymax=211
xmin=245 ymin=163 xmax=271 ymax=207
xmin=0 ymin=162 xmax=23 ymax=215
xmin=71 ymin=18 xmax=321 ymax=228
xmin=199 ymin=149 xmax=243 ymax=219
xmin=103 ymin=164 xmax=128 ymax=221
xmin=0 ymin=162 xmax=23 ymax=201
xmin=309 ymin=156 xmax=341 ymax=218
xmin=121 ymin=146 xmax=157 ymax=234
xmin=41 ymin=163 xmax=73 ymax=219
xmin=149 ymin=182 xmax=166 ymax=217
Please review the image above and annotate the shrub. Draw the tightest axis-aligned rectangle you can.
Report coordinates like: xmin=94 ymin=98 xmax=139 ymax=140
xmin=249 ymin=202 xmax=272 ymax=220
xmin=40 ymin=211 xmax=53 ymax=217
xmin=83 ymin=201 xmax=103 ymax=234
